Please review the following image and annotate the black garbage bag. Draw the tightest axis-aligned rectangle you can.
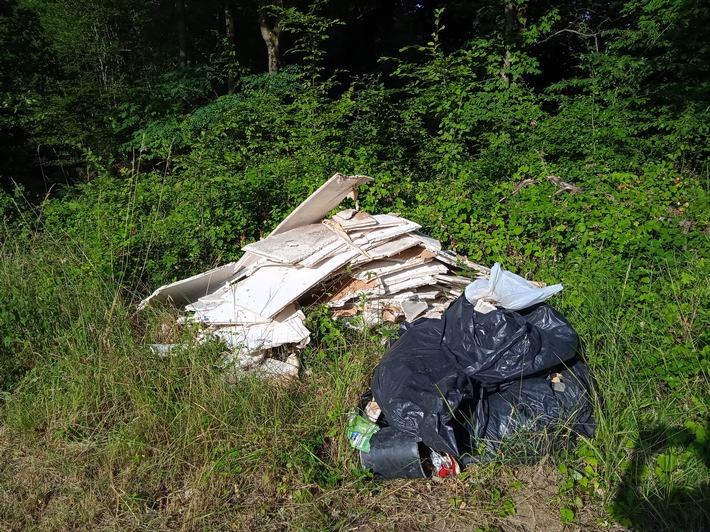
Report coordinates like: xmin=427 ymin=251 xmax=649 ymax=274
xmin=472 ymin=357 xmax=596 ymax=462
xmin=369 ymin=296 xmax=595 ymax=464
xmin=371 ymin=318 xmax=476 ymax=456
xmin=441 ymin=296 xmax=579 ymax=384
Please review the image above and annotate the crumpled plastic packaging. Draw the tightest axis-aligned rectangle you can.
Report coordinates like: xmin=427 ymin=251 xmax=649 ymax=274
xmin=465 ymin=263 xmax=563 ymax=311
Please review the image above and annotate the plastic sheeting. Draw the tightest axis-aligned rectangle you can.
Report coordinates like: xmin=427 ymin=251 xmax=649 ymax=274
xmin=370 ymin=295 xmax=595 ymax=463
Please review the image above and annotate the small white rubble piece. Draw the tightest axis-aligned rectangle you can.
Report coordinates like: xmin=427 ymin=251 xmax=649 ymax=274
xmin=139 ymin=173 xmax=492 ymax=379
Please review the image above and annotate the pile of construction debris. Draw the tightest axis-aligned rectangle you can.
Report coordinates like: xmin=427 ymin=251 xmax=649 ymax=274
xmin=140 ymin=174 xmax=490 ymax=377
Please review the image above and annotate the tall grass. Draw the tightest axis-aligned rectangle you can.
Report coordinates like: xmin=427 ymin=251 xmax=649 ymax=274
xmin=1 ymin=212 xmax=708 ymax=530
xmin=559 ymin=262 xmax=710 ymax=530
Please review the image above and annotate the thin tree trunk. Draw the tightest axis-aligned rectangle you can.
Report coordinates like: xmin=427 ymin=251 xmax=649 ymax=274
xmin=176 ymin=0 xmax=188 ymax=68
xmin=259 ymin=1 xmax=282 ymax=74
xmin=224 ymin=2 xmax=237 ymax=93
xmin=501 ymin=0 xmax=515 ymax=85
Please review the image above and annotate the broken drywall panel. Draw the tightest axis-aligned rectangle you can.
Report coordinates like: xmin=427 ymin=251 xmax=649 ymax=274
xmin=383 ymin=276 xmax=439 ymax=294
xmin=353 ymin=219 xmax=422 ymax=247
xmin=376 ymin=286 xmax=441 ymax=303
xmin=231 ymin=249 xmax=360 ymax=318
xmin=326 ymin=277 xmax=383 ymax=307
xmin=401 ymin=300 xmax=429 ymax=321
xmin=298 ymin=241 xmax=347 ymax=268
xmin=270 ymin=174 xmax=373 ymax=236
xmin=232 ymin=253 xmax=267 ymax=282
xmin=435 ymin=250 xmax=490 ymax=276
xmin=412 ymin=231 xmax=443 ymax=252
xmin=371 ymin=214 xmax=410 ymax=227
xmin=320 ymin=219 xmax=372 ymax=259
xmin=229 ymin=172 xmax=367 ymax=281
xmin=378 ymin=261 xmax=448 ymax=286
xmin=188 ymin=295 xmax=297 ymax=326
xmin=411 ymin=286 xmax=444 ymax=299
xmin=353 ymin=255 xmax=431 ymax=281
xmin=367 ymin=245 xmax=437 ymax=270
xmin=434 ymin=273 xmax=473 ymax=287
xmin=213 ymin=310 xmax=309 ymax=355
xmin=251 ymin=354 xmax=300 ymax=380
xmin=139 ymin=262 xmax=238 ymax=310
xmin=332 ymin=209 xmax=378 ymax=230
xmin=356 ymin=234 xmax=422 ymax=262
xmin=241 ymin=224 xmax=338 ymax=264
xmin=183 ymin=283 xmax=233 ymax=313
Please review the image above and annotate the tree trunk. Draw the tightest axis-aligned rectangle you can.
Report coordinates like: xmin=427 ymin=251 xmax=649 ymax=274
xmin=259 ymin=1 xmax=282 ymax=74
xmin=224 ymin=2 xmax=237 ymax=93
xmin=501 ymin=0 xmax=515 ymax=85
xmin=175 ymin=0 xmax=188 ymax=68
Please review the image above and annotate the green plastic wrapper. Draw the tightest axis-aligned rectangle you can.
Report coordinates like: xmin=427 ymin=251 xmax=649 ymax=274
xmin=347 ymin=410 xmax=379 ymax=452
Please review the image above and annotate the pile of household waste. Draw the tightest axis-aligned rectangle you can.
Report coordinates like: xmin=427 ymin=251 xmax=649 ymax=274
xmin=348 ymin=264 xmax=596 ymax=478
xmin=140 ymin=173 xmax=489 ymax=378
xmin=140 ymin=172 xmax=596 ymax=473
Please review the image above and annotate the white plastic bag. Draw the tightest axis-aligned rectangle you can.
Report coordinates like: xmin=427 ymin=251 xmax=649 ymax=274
xmin=464 ymin=263 xmax=563 ymax=311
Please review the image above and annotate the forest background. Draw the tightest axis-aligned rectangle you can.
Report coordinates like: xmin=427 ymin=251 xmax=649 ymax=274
xmin=0 ymin=0 xmax=708 ymax=529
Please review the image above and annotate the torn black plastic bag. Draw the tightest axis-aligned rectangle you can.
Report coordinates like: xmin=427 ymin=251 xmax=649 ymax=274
xmin=371 ymin=318 xmax=476 ymax=456
xmin=473 ymin=357 xmax=596 ymax=462
xmin=441 ymin=296 xmax=579 ymax=384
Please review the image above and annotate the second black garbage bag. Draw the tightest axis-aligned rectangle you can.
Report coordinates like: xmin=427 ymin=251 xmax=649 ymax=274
xmin=371 ymin=295 xmax=593 ymax=462
xmin=473 ymin=357 xmax=597 ymax=462
xmin=441 ymin=296 xmax=579 ymax=384
xmin=371 ymin=317 xmax=476 ymax=456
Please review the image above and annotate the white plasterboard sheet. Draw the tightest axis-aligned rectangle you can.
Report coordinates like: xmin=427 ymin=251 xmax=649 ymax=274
xmin=250 ymin=356 xmax=300 ymax=378
xmin=412 ymin=286 xmax=443 ymax=299
xmin=402 ymin=300 xmax=429 ymax=321
xmin=190 ymin=295 xmax=298 ymax=326
xmin=184 ymin=283 xmax=232 ymax=312
xmin=357 ymin=219 xmax=421 ymax=246
xmin=371 ymin=286 xmax=442 ymax=304
xmin=139 ymin=262 xmax=237 ymax=309
xmin=371 ymin=214 xmax=411 ymax=227
xmin=333 ymin=209 xmax=357 ymax=220
xmin=270 ymin=174 xmax=373 ymax=236
xmin=326 ymin=277 xmax=383 ymax=307
xmin=380 ymin=262 xmax=448 ymax=286
xmin=435 ymin=274 xmax=473 ymax=287
xmin=364 ymin=234 xmax=422 ymax=260
xmin=413 ymin=231 xmax=442 ymax=252
xmin=332 ymin=210 xmax=378 ymax=230
xmin=298 ymin=241 xmax=348 ymax=268
xmin=328 ymin=286 xmax=384 ymax=308
xmin=214 ymin=309 xmax=309 ymax=352
xmin=231 ymin=249 xmax=360 ymax=318
xmin=232 ymin=252 xmax=265 ymax=281
xmin=242 ymin=224 xmax=338 ymax=264
xmin=383 ymin=275 xmax=439 ymax=293
xmin=354 ymin=257 xmax=428 ymax=281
